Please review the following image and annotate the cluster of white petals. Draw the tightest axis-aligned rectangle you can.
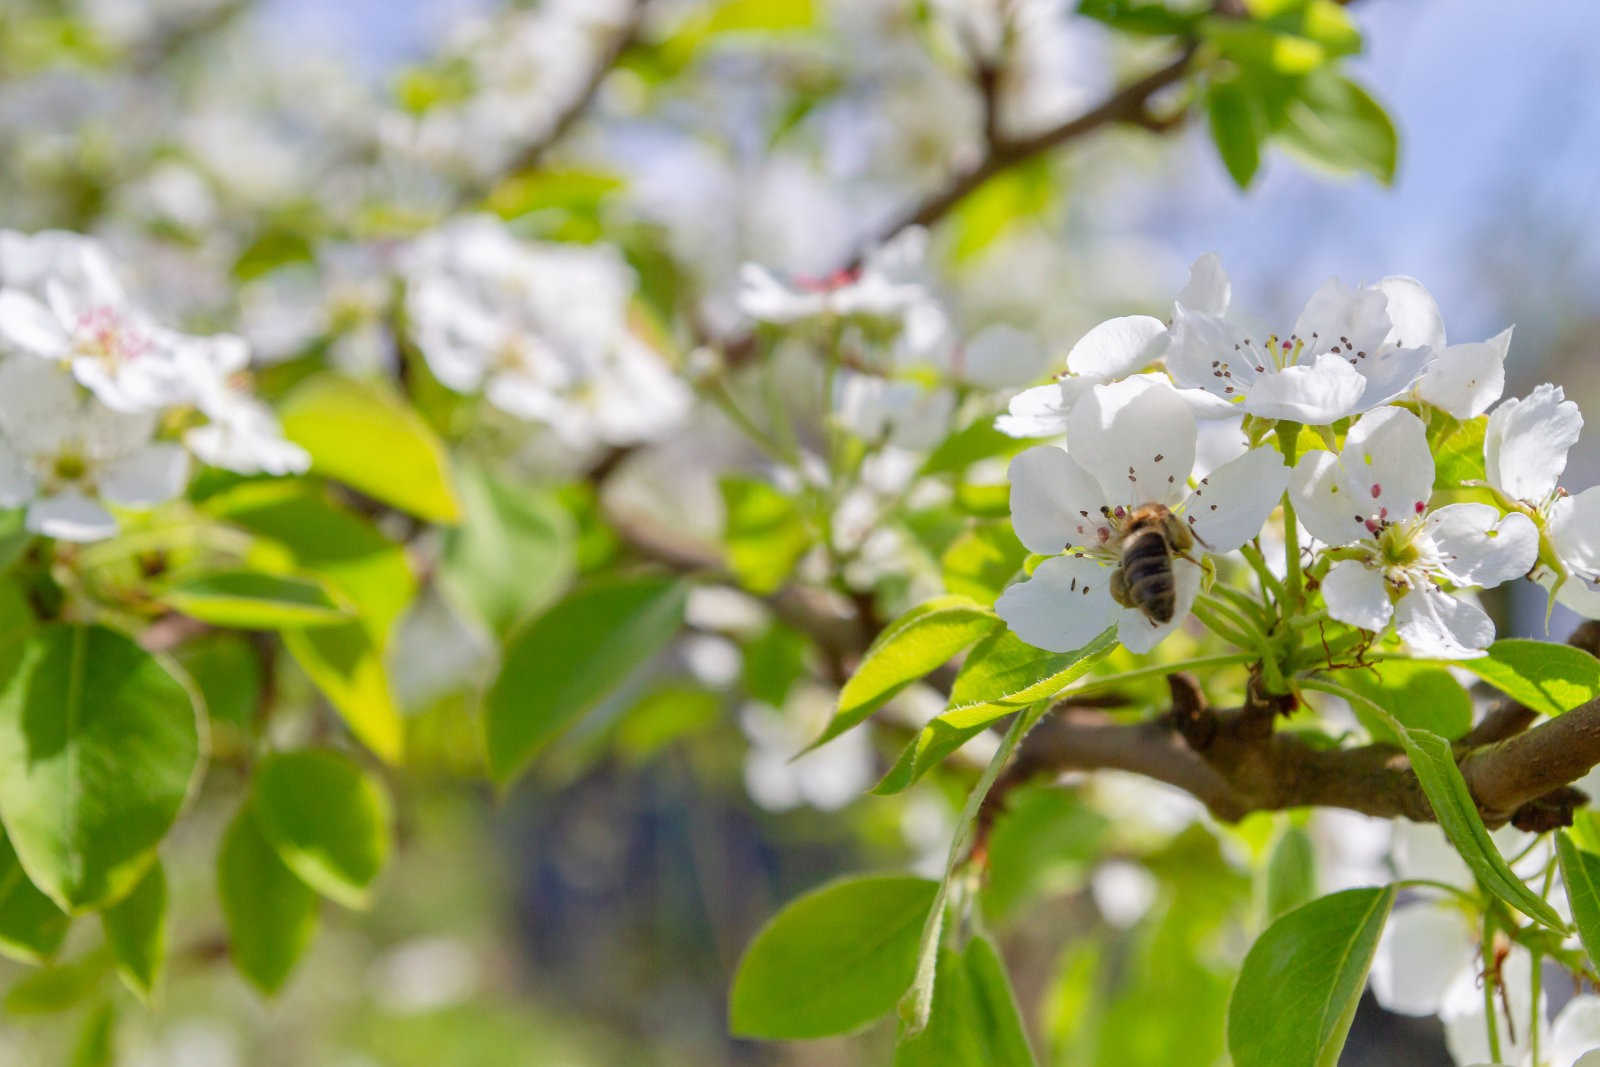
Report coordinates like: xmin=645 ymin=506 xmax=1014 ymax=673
xmin=401 ymin=215 xmax=690 ymax=450
xmin=0 ymin=230 xmax=306 ymax=540
xmin=992 ymin=253 xmax=1596 ymax=658
xmin=739 ymin=227 xmax=1049 ymax=448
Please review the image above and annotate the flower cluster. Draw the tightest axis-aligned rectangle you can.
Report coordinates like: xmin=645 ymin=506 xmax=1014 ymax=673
xmin=0 ymin=230 xmax=307 ymax=541
xmin=401 ymin=215 xmax=691 ymax=451
xmin=993 ymin=255 xmax=1593 ymax=658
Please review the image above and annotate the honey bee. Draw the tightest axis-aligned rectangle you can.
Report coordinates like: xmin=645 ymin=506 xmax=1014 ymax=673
xmin=1107 ymin=503 xmax=1204 ymax=625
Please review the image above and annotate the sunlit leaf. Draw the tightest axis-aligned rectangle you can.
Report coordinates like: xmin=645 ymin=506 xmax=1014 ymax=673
xmin=252 ymin=749 xmax=391 ymax=910
xmin=280 ymin=373 xmax=462 ymax=523
xmin=720 ymin=476 xmax=813 ymax=595
xmin=218 ymin=803 xmax=319 ymax=996
xmin=0 ymin=625 xmax=200 ymax=912
xmin=729 ymin=875 xmax=937 ymax=1039
xmin=812 ymin=596 xmax=997 ymax=749
xmin=1458 ymin=638 xmax=1600 ymax=717
xmin=1228 ymin=887 xmax=1395 ymax=1067
xmin=1557 ymin=832 xmax=1600 ymax=972
xmin=894 ymin=936 xmax=1036 ymax=1066
xmin=1264 ymin=824 xmax=1316 ymax=920
xmin=101 ymin=862 xmax=165 ymax=1000
xmin=160 ymin=570 xmax=352 ymax=629
xmin=0 ymin=824 xmax=69 ymax=965
xmin=486 ymin=576 xmax=688 ymax=786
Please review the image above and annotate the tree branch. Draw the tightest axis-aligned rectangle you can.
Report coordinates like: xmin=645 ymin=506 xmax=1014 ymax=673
xmin=459 ymin=0 xmax=650 ymax=203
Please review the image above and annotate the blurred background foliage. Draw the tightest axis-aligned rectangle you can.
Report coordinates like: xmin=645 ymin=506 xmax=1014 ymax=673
xmin=1 ymin=0 xmax=1598 ymax=1064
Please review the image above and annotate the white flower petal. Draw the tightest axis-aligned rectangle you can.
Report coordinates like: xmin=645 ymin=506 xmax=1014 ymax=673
xmin=995 ymin=555 xmax=1117 ymax=653
xmin=1369 ymin=902 xmax=1475 ymax=1017
xmin=27 ymin=491 xmax=117 ymax=542
xmin=1418 ymin=328 xmax=1512 ymax=419
xmin=995 ymin=382 xmax=1072 ymax=438
xmin=1007 ymin=445 xmax=1108 ymax=555
xmin=1290 ymin=450 xmax=1369 ymax=547
xmin=1553 ymin=487 xmax=1600 ymax=583
xmin=0 ymin=290 xmax=70 ymax=358
xmin=98 ymin=443 xmax=188 ymax=506
xmin=1067 ymin=379 xmax=1196 ymax=508
xmin=1163 ymin=305 xmax=1256 ymax=402
xmin=1391 ymin=820 xmax=1471 ymax=885
xmin=1426 ymin=503 xmax=1539 ymax=588
xmin=1117 ymin=558 xmax=1200 ymax=653
xmin=0 ymin=440 xmax=34 ymax=506
xmin=1323 ymin=559 xmax=1393 ymax=632
xmin=1292 ymin=278 xmax=1392 ymax=360
xmin=1243 ymin=353 xmax=1367 ymax=423
xmin=1352 ymin=345 xmax=1433 ymax=412
xmin=1175 ymin=253 xmax=1229 ymax=316
xmin=1394 ymin=586 xmax=1495 ymax=659
xmin=1485 ymin=382 xmax=1582 ymax=502
xmin=1063 ymin=315 xmax=1166 ymax=380
xmin=1183 ymin=446 xmax=1286 ymax=553
xmin=960 ymin=324 xmax=1049 ymax=389
xmin=1549 ymin=995 xmax=1600 ymax=1067
xmin=1377 ymin=276 xmax=1446 ymax=350
xmin=1340 ymin=406 xmax=1436 ymax=525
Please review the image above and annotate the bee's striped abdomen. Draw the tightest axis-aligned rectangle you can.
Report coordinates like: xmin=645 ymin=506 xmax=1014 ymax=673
xmin=1121 ymin=528 xmax=1176 ymax=623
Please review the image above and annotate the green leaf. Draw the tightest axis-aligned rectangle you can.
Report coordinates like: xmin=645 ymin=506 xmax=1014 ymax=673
xmin=173 ymin=633 xmax=262 ymax=731
xmin=1432 ymin=414 xmax=1488 ymax=487
xmin=439 ymin=467 xmax=576 ymax=636
xmin=614 ymin=684 xmax=722 ymax=764
xmin=207 ymin=481 xmax=416 ymax=636
xmin=1202 ymin=21 xmax=1331 ymax=74
xmin=486 ymin=576 xmax=688 ymax=786
xmin=208 ymin=482 xmax=415 ymax=762
xmin=741 ymin=623 xmax=810 ymax=708
xmin=1264 ymin=825 xmax=1317 ymax=921
xmin=0 ymin=824 xmax=69 ymax=964
xmin=1077 ymin=0 xmax=1203 ymax=36
xmin=218 ymin=803 xmax=319 ymax=996
xmin=894 ymin=936 xmax=1037 ymax=1066
xmin=948 ymin=626 xmax=1119 ymax=712
xmin=3 ymin=950 xmax=111 ymax=1015
xmin=719 ymin=477 xmax=813 ymax=595
xmin=485 ymin=168 xmax=624 ymax=221
xmin=69 ymin=999 xmax=116 ymax=1067
xmin=982 ymin=786 xmax=1108 ymax=925
xmin=813 ymin=597 xmax=997 ymax=749
xmin=1458 ymin=638 xmax=1600 ymax=717
xmin=280 ymin=374 xmax=462 ymax=523
xmin=0 ymin=625 xmax=201 ymax=912
xmin=951 ymin=158 xmax=1056 ymax=263
xmin=876 ymin=630 xmax=1116 ymax=795
xmin=728 ymin=874 xmax=938 ymax=1039
xmin=1557 ymin=832 xmax=1600 ymax=972
xmin=1399 ymin=728 xmax=1566 ymax=929
xmin=1277 ymin=72 xmax=1398 ymax=184
xmin=941 ymin=524 xmax=1028 ymax=605
xmin=921 ymin=420 xmax=1031 ymax=476
xmin=1336 ymin=659 xmax=1473 ymax=743
xmin=160 ymin=570 xmax=352 ymax=629
xmin=1228 ymin=887 xmax=1395 ymax=1067
xmin=900 ymin=702 xmax=1055 ymax=1035
xmin=100 ymin=861 xmax=165 ymax=1000
xmin=954 ymin=482 xmax=1010 ymax=518
xmin=252 ymin=750 xmax=392 ymax=910
xmin=1208 ymin=78 xmax=1265 ymax=188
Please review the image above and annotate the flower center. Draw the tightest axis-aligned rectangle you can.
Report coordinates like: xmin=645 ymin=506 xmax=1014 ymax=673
xmin=72 ymin=306 xmax=150 ymax=369
xmin=51 ymin=449 xmax=89 ymax=485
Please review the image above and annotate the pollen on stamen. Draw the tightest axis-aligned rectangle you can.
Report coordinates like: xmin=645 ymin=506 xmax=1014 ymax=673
xmin=1370 ymin=483 xmax=1382 ymax=499
xmin=1414 ymin=501 xmax=1426 ymax=514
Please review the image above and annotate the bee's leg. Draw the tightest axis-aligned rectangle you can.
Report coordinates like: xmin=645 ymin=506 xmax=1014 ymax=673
xmin=1167 ymin=512 xmax=1210 ymax=552
xmin=1109 ymin=567 xmax=1134 ymax=609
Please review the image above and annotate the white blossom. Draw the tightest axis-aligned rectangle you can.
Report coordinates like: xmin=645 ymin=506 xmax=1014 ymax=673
xmin=737 ymin=226 xmax=935 ymax=326
xmin=1165 ymin=259 xmax=1438 ymax=424
xmin=0 ymin=358 xmax=187 ymax=541
xmin=996 ymin=379 xmax=1286 ymax=653
xmin=1481 ymin=384 xmax=1600 ymax=619
xmin=402 ymin=215 xmax=689 ymax=449
xmin=1290 ymin=407 xmax=1537 ymax=657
